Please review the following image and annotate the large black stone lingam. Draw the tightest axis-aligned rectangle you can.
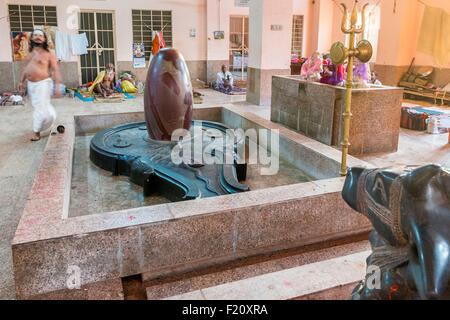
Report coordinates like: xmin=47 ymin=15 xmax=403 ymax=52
xmin=90 ymin=48 xmax=249 ymax=201
xmin=144 ymin=48 xmax=193 ymax=141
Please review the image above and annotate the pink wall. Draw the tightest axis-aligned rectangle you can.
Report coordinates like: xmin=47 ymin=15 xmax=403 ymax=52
xmin=3 ymin=0 xmax=447 ymax=68
xmin=206 ymin=0 xmax=312 ymax=62
xmin=249 ymin=0 xmax=293 ymax=70
xmin=308 ymin=0 xmax=334 ymax=56
xmin=206 ymin=0 xmax=249 ymax=62
xmin=414 ymin=0 xmax=450 ymax=68
xmin=293 ymin=0 xmax=313 ymax=57
xmin=0 ymin=0 xmax=12 ymax=62
xmin=1 ymin=0 xmax=207 ymax=62
xmin=376 ymin=0 xmax=420 ymax=66
xmin=330 ymin=0 xmax=450 ymax=68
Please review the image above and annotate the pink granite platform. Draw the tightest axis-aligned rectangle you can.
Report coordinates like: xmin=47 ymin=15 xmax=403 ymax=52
xmin=12 ymin=106 xmax=373 ymax=299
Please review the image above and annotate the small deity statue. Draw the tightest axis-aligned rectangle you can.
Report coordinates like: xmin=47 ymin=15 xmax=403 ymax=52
xmin=300 ymin=52 xmax=323 ymax=82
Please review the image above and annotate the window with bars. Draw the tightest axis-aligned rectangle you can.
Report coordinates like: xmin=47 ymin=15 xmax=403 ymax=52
xmin=291 ymin=15 xmax=304 ymax=57
xmin=8 ymin=5 xmax=57 ymax=32
xmin=79 ymin=12 xmax=115 ymax=84
xmin=132 ymin=10 xmax=173 ymax=61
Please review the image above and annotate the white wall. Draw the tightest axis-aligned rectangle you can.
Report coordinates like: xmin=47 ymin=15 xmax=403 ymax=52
xmin=206 ymin=0 xmax=249 ymax=62
xmin=292 ymin=0 xmax=312 ymax=57
xmin=0 ymin=0 xmax=12 ymax=62
xmin=249 ymin=0 xmax=293 ymax=70
xmin=0 ymin=0 xmax=207 ymax=62
xmin=1 ymin=0 xmax=316 ymax=64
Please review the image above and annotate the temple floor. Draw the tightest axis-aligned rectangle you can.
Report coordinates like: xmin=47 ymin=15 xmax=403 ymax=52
xmin=0 ymin=89 xmax=449 ymax=299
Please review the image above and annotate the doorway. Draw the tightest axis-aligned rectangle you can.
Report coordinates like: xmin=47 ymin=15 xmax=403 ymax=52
xmin=79 ymin=11 xmax=116 ymax=84
xmin=229 ymin=16 xmax=249 ymax=81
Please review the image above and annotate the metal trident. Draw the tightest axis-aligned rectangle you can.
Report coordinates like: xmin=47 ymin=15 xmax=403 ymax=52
xmin=330 ymin=0 xmax=373 ymax=176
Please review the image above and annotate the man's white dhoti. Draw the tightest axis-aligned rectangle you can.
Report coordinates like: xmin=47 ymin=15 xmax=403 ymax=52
xmin=27 ymin=78 xmax=56 ymax=133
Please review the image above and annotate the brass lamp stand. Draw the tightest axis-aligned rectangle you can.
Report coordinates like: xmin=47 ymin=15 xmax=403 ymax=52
xmin=330 ymin=0 xmax=373 ymax=176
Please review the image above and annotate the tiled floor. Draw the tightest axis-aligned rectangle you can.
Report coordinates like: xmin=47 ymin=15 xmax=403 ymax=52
xmin=0 ymin=90 xmax=448 ymax=299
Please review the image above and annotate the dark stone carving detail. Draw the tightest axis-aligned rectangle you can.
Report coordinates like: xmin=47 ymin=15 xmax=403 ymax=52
xmin=90 ymin=121 xmax=249 ymax=201
xmin=343 ymin=164 xmax=450 ymax=300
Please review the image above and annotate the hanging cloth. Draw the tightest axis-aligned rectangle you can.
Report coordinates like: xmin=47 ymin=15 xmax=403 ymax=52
xmin=55 ymin=31 xmax=71 ymax=61
xmin=417 ymin=6 xmax=450 ymax=66
xmin=151 ymin=31 xmax=161 ymax=56
xmin=88 ymin=71 xmax=106 ymax=94
xmin=151 ymin=31 xmax=167 ymax=56
xmin=158 ymin=31 xmax=167 ymax=48
xmin=70 ymin=33 xmax=89 ymax=56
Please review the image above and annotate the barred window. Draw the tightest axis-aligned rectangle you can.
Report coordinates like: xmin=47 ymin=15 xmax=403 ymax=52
xmin=291 ymin=15 xmax=304 ymax=57
xmin=8 ymin=5 xmax=57 ymax=32
xmin=132 ymin=10 xmax=173 ymax=61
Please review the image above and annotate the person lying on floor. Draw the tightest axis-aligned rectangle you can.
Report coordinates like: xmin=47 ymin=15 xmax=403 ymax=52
xmin=370 ymin=71 xmax=382 ymax=86
xmin=88 ymin=63 xmax=116 ymax=98
xmin=214 ymin=64 xmax=234 ymax=93
xmin=118 ymin=73 xmax=138 ymax=93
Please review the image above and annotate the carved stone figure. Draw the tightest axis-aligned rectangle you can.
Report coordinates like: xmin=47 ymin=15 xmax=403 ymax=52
xmin=342 ymin=164 xmax=450 ymax=300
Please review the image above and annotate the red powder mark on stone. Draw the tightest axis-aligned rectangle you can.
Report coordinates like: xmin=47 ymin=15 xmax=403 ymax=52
xmin=184 ymin=91 xmax=193 ymax=106
xmin=388 ymin=284 xmax=399 ymax=300
xmin=147 ymin=92 xmax=170 ymax=140
xmin=183 ymin=104 xmax=193 ymax=130
xmin=161 ymin=72 xmax=181 ymax=96
xmin=128 ymin=215 xmax=136 ymax=221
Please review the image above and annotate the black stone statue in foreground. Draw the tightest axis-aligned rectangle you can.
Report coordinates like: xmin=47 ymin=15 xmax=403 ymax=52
xmin=342 ymin=164 xmax=450 ymax=300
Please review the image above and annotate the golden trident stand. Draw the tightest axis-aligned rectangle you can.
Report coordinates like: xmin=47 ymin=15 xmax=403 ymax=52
xmin=330 ymin=0 xmax=373 ymax=176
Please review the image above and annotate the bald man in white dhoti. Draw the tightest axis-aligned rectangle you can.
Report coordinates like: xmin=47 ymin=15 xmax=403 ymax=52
xmin=19 ymin=29 xmax=62 ymax=141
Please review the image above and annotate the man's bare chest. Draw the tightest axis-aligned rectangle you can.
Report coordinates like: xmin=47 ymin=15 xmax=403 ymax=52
xmin=30 ymin=53 xmax=50 ymax=67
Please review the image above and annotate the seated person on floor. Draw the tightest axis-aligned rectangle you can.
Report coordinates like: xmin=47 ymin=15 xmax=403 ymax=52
xmin=119 ymin=72 xmax=138 ymax=93
xmin=320 ymin=60 xmax=345 ymax=86
xmin=214 ymin=64 xmax=234 ymax=93
xmin=88 ymin=63 xmax=116 ymax=97
xmin=300 ymin=52 xmax=323 ymax=81
xmin=370 ymin=71 xmax=382 ymax=86
xmin=353 ymin=59 xmax=371 ymax=87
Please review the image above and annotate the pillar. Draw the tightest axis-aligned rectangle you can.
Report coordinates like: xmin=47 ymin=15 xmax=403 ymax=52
xmin=0 ymin=2 xmax=15 ymax=92
xmin=206 ymin=0 xmax=229 ymax=84
xmin=247 ymin=0 xmax=293 ymax=106
xmin=309 ymin=0 xmax=334 ymax=55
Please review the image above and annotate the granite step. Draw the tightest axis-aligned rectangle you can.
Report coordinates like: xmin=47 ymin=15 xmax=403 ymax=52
xmin=144 ymin=238 xmax=370 ymax=300
xmin=162 ymin=251 xmax=368 ymax=300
